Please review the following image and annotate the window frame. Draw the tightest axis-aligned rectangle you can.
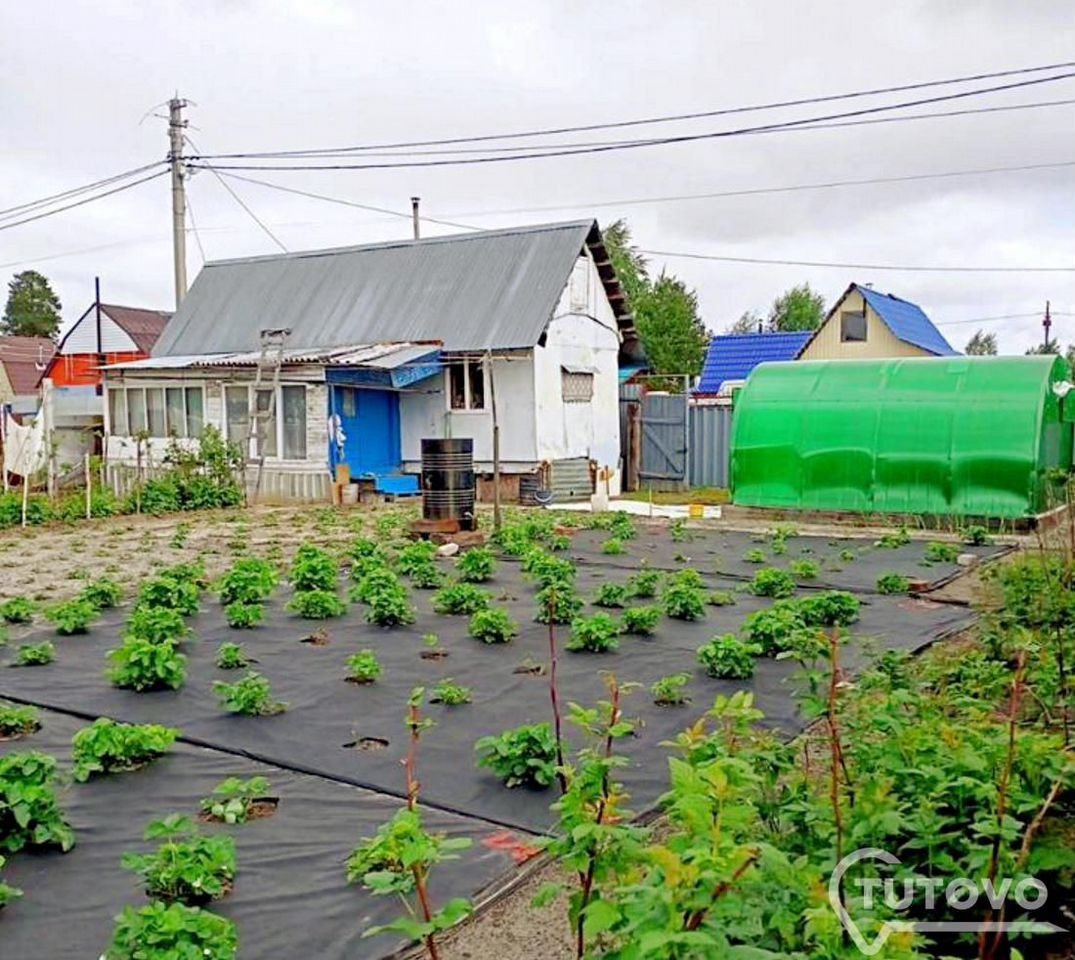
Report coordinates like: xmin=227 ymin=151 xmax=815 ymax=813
xmin=840 ymin=309 xmax=868 ymax=343
xmin=224 ymin=382 xmax=308 ymax=461
xmin=561 ymin=368 xmax=595 ymax=403
xmin=445 ymin=359 xmax=487 ymax=412
xmin=106 ymin=382 xmax=207 ymax=439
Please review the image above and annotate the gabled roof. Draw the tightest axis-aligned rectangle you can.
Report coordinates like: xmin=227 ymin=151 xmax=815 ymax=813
xmin=847 ymin=284 xmax=957 ymax=356
xmin=153 ymin=220 xmax=635 ymax=358
xmin=0 ymin=336 xmax=56 ymax=395
xmin=100 ymin=304 xmax=172 ymax=353
xmin=696 ymin=330 xmax=812 ymax=394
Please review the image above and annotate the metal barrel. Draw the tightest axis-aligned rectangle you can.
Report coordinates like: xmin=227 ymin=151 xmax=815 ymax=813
xmin=421 ymin=438 xmax=476 ymax=530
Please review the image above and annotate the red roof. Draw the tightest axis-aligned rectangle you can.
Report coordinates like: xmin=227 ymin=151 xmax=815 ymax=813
xmin=0 ymin=336 xmax=56 ymax=395
xmin=100 ymin=303 xmax=172 ymax=354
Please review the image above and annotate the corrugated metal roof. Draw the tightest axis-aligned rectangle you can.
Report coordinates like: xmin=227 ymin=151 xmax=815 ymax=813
xmin=856 ymin=285 xmax=958 ymax=356
xmin=100 ymin=304 xmax=172 ymax=353
xmin=695 ymin=331 xmax=812 ymax=394
xmin=106 ymin=341 xmax=439 ymax=371
xmin=153 ymin=220 xmax=621 ymax=357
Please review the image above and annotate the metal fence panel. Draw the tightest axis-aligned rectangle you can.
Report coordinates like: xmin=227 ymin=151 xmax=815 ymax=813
xmin=688 ymin=404 xmax=732 ymax=489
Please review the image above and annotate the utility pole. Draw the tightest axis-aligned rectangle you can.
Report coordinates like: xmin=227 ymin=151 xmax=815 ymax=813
xmin=1043 ymin=300 xmax=1052 ymax=352
xmin=411 ymin=197 xmax=420 ymax=240
xmin=168 ymin=97 xmax=189 ymax=310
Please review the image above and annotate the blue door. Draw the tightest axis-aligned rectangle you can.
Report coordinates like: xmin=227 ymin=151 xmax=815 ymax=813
xmin=332 ymin=387 xmax=402 ymax=478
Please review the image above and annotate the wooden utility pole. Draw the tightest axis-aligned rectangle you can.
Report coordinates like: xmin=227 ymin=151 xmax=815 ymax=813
xmin=168 ymin=97 xmax=189 ymax=309
xmin=411 ymin=197 xmax=420 ymax=240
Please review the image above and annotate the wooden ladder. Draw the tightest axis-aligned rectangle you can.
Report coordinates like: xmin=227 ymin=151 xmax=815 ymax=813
xmin=247 ymin=328 xmax=291 ymax=502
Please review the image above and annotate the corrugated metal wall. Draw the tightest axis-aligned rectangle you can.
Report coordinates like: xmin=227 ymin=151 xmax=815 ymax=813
xmin=549 ymin=457 xmax=593 ymax=501
xmin=688 ymin=404 xmax=731 ymax=488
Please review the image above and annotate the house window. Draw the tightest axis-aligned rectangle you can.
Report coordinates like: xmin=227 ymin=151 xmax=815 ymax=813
xmin=281 ymin=385 xmax=307 ymax=459
xmin=108 ymin=388 xmax=127 ymax=436
xmin=225 ymin=386 xmax=249 ymax=446
xmin=165 ymin=388 xmax=186 ymax=437
xmin=146 ymin=388 xmax=166 ymax=438
xmin=448 ymin=360 xmax=486 ymax=411
xmin=127 ymin=389 xmax=147 ymax=435
xmin=185 ymin=387 xmax=204 ymax=437
xmin=224 ymin=383 xmax=307 ymax=459
xmin=254 ymin=389 xmax=277 ymax=457
xmin=107 ymin=384 xmax=206 ymax=437
xmin=841 ymin=310 xmax=867 ymax=342
xmin=562 ymin=369 xmax=595 ymax=403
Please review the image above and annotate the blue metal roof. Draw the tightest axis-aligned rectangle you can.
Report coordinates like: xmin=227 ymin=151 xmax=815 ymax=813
xmin=856 ymin=285 xmax=957 ymax=356
xmin=696 ymin=331 xmax=812 ymax=393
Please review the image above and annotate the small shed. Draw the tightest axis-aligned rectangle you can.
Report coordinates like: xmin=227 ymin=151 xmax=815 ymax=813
xmin=731 ymin=355 xmax=1073 ymax=519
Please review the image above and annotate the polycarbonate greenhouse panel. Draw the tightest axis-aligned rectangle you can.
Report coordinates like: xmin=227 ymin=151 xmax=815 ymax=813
xmin=730 ymin=355 xmax=1073 ymax=519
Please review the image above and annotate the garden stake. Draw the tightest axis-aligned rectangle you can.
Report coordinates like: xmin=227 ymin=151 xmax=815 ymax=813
xmin=545 ymin=586 xmax=568 ymax=795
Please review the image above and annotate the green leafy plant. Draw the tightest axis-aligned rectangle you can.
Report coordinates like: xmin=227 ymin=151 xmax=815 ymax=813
xmin=697 ymin=633 xmax=761 ymax=678
xmin=224 ymin=600 xmax=263 ymax=629
xmin=349 ymin=538 xmax=387 ymax=580
xmin=136 ymin=573 xmax=200 ymax=617
xmin=523 ymin=551 xmax=577 ymax=588
xmin=601 ymin=536 xmax=625 ymax=556
xmin=566 ymin=613 xmax=621 ymax=653
xmin=742 ymin=600 xmax=808 ymax=656
xmin=0 ymin=597 xmax=34 ymax=624
xmin=625 ymin=569 xmax=660 ymax=598
xmin=346 ymin=649 xmax=382 ymax=683
xmin=621 ymin=604 xmax=661 ymax=636
xmin=350 ymin=567 xmax=402 ymax=603
xmin=535 ymin=583 xmax=584 ymax=624
xmin=121 ymin=814 xmax=236 ymax=903
xmin=838 ymin=547 xmax=857 ymax=562
xmin=408 ymin=562 xmax=444 ymax=589
xmin=80 ymin=577 xmax=123 ymax=610
xmin=789 ymin=558 xmax=819 ymax=580
xmin=71 ymin=719 xmax=178 ymax=781
xmin=662 ymin=579 xmax=706 ymax=621
xmin=475 ymin=722 xmax=559 ymax=789
xmin=876 ymin=572 xmax=911 ymax=595
xmin=669 ymin=517 xmax=691 ymax=542
xmin=430 ymin=679 xmax=472 ymax=705
xmin=396 ymin=539 xmax=439 ymax=576
xmin=963 ymin=524 xmax=992 ymax=545
xmin=105 ymin=901 xmax=237 ymax=960
xmin=707 ymin=589 xmax=736 ymax=606
xmin=0 ymin=701 xmax=39 ymax=738
xmin=286 ymin=589 xmax=346 ymax=619
xmin=742 ymin=548 xmax=767 ymax=564
xmin=14 ymin=641 xmax=54 ymax=666
xmin=878 ymin=525 xmax=911 ymax=548
xmin=289 ymin=544 xmax=339 ymax=592
xmin=124 ymin=605 xmax=190 ymax=645
xmin=469 ymin=606 xmax=518 ymax=644
xmin=365 ymin=581 xmax=417 ymax=627
xmin=749 ymin=567 xmax=797 ymax=598
xmin=217 ymin=557 xmax=277 ymax=605
xmin=457 ymin=547 xmax=495 ymax=583
xmin=798 ymin=590 xmax=860 ymax=627
xmin=200 ymin=776 xmax=273 ymax=824
xmin=214 ymin=641 xmax=250 ymax=670
xmin=108 ymin=636 xmax=187 ymax=691
xmin=0 ymin=751 xmax=75 ymax=853
xmin=593 ymin=582 xmax=631 ymax=608
xmin=924 ymin=541 xmax=960 ymax=563
xmin=214 ymin=671 xmax=286 ymax=716
xmin=0 ymin=855 xmax=21 ymax=907
xmin=651 ymin=672 xmax=691 ymax=705
xmin=433 ymin=582 xmax=490 ymax=615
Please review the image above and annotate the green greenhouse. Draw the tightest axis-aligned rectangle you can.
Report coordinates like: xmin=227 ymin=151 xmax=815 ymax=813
xmin=730 ymin=356 xmax=1073 ymax=519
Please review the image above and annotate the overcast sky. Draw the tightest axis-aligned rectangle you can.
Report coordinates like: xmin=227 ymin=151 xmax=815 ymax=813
xmin=2 ymin=0 xmax=1073 ymax=353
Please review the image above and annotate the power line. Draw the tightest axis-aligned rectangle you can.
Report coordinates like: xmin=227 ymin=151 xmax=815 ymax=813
xmin=185 ymin=60 xmax=1075 ymax=159
xmin=0 ymin=170 xmax=169 ymax=232
xmin=183 ymin=73 xmax=1075 ymax=171
xmin=936 ymin=311 xmax=1074 ymax=326
xmin=640 ymin=249 xmax=1075 ymax=273
xmin=0 ymin=161 xmax=164 ymax=222
xmin=184 ymin=186 xmax=208 ymax=266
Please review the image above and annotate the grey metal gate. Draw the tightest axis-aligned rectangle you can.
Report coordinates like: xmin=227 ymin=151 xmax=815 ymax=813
xmin=639 ymin=392 xmax=688 ymax=490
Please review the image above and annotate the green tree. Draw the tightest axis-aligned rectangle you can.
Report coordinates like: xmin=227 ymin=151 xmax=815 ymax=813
xmin=766 ymin=283 xmax=825 ymax=332
xmin=1025 ymin=341 xmax=1060 ymax=355
xmin=602 ymin=220 xmax=707 ymax=379
xmin=965 ymin=329 xmax=997 ymax=355
xmin=727 ymin=310 xmax=764 ymax=334
xmin=2 ymin=270 xmax=62 ymax=339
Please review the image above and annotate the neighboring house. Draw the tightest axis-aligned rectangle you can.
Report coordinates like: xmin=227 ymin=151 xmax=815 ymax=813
xmin=694 ymin=331 xmax=812 ymax=399
xmin=0 ymin=336 xmax=55 ymax=415
xmin=799 ymin=283 xmax=958 ymax=360
xmin=43 ymin=301 xmax=171 ymax=468
xmin=102 ymin=220 xmax=638 ymax=501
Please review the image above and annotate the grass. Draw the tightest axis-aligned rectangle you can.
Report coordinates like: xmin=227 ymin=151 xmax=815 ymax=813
xmin=620 ymin=487 xmax=729 ymax=506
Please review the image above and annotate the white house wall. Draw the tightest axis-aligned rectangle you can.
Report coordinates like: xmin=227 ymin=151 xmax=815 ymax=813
xmin=61 ymin=309 xmax=138 ymax=354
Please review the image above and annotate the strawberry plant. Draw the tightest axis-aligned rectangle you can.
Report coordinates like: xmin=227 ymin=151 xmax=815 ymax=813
xmin=566 ymin=613 xmax=620 ymax=653
xmin=224 ymin=600 xmax=263 ymax=629
xmin=409 ymin=562 xmax=444 ymax=589
xmin=200 ymin=776 xmax=273 ymax=824
xmin=838 ymin=547 xmax=857 ymax=562
xmin=879 ymin=525 xmax=911 ymax=548
xmin=46 ymin=598 xmax=100 ymax=635
xmin=214 ymin=641 xmax=250 ymax=670
xmin=743 ymin=548 xmax=767 ymax=564
xmin=0 ymin=597 xmax=34 ymax=624
xmin=789 ymin=558 xmax=819 ymax=580
xmin=124 ymin=605 xmax=190 ymax=645
xmin=798 ymin=590 xmax=860 ymax=626
xmin=122 ymin=813 xmax=236 ymax=903
xmin=669 ymin=517 xmax=691 ymax=542
xmin=924 ymin=540 xmax=960 ymax=563
xmin=289 ymin=544 xmax=338 ymax=591
xmin=105 ymin=901 xmax=237 ymax=960
xmin=0 ymin=701 xmax=39 ymax=738
xmin=214 ymin=671 xmax=286 ymax=715
xmin=217 ymin=557 xmax=277 ymax=605
xmin=72 ymin=719 xmax=178 ymax=781
xmin=707 ymin=589 xmax=736 ymax=606
xmin=697 ymin=633 xmax=761 ymax=678
xmin=535 ymin=583 xmax=583 ymax=624
xmin=432 ymin=582 xmax=490 ymax=615
xmin=749 ymin=567 xmax=796 ymax=598
xmin=601 ymin=536 xmax=625 ymax=555
xmin=349 ymin=538 xmax=387 ymax=580
xmin=0 ymin=855 xmax=21 ymax=907
xmin=625 ymin=568 xmax=660 ymax=598
xmin=108 ymin=636 xmax=187 ymax=691
xmin=742 ymin=600 xmax=807 ymax=656
xmin=662 ymin=580 xmax=706 ymax=621
xmin=430 ymin=679 xmax=472 ymax=705
xmin=651 ymin=672 xmax=691 ymax=705
xmin=0 ymin=751 xmax=75 ymax=853
xmin=469 ymin=606 xmax=518 ymax=644
xmin=346 ymin=649 xmax=382 ymax=683
xmin=524 ymin=551 xmax=577 ymax=588
xmin=621 ymin=604 xmax=660 ymax=636
xmin=14 ymin=641 xmax=54 ymax=666
xmin=475 ymin=722 xmax=559 ymax=789
xmin=136 ymin=572 xmax=200 ymax=616
xmin=365 ymin=580 xmax=417 ymax=626
xmin=457 ymin=546 xmax=495 ymax=582
xmin=80 ymin=577 xmax=123 ymax=610
xmin=964 ymin=523 xmax=992 ymax=545
xmin=286 ymin=588 xmax=346 ymax=619
xmin=877 ymin=571 xmax=911 ymax=594
xmin=593 ymin=583 xmax=631 ymax=608
xmin=396 ymin=539 xmax=439 ymax=576
xmin=350 ymin=567 xmax=402 ymax=603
